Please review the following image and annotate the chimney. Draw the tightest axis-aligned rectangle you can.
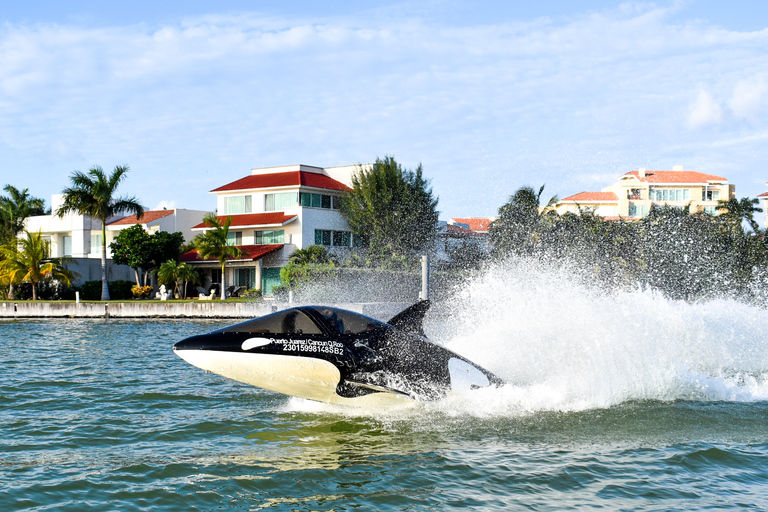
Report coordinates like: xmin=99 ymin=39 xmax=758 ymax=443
xmin=638 ymin=167 xmax=646 ymax=178
xmin=673 ymin=165 xmax=683 ymax=172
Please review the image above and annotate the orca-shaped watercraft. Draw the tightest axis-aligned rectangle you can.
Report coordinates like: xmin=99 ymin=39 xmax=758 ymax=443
xmin=173 ymin=301 xmax=503 ymax=407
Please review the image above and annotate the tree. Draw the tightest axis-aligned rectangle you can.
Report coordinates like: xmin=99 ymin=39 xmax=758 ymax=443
xmin=145 ymin=231 xmax=185 ymax=277
xmin=716 ymin=197 xmax=763 ymax=235
xmin=0 ymin=230 xmax=78 ymax=300
xmin=157 ymin=260 xmax=200 ymax=298
xmin=56 ymin=165 xmax=144 ymax=300
xmin=0 ymin=185 xmax=46 ymax=245
xmin=281 ymin=246 xmax=337 ymax=291
xmin=110 ymin=226 xmax=185 ymax=287
xmin=639 ymin=205 xmax=726 ymax=300
xmin=489 ymin=184 xmax=558 ymax=256
xmin=288 ymin=245 xmax=337 ymax=265
xmin=192 ymin=214 xmax=244 ymax=300
xmin=109 ymin=224 xmax=152 ymax=286
xmin=157 ymin=260 xmax=182 ymax=297
xmin=176 ymin=262 xmax=200 ymax=298
xmin=340 ymin=156 xmax=439 ymax=262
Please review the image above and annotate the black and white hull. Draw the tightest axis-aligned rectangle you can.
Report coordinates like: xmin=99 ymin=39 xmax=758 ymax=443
xmin=173 ymin=301 xmax=502 ymax=407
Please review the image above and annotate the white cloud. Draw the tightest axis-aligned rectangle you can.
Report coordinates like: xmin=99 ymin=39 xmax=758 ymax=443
xmin=729 ymin=76 xmax=768 ymax=120
xmin=152 ymin=200 xmax=177 ymax=211
xmin=1 ymin=3 xmax=768 ymax=216
xmin=688 ymin=90 xmax=724 ymax=127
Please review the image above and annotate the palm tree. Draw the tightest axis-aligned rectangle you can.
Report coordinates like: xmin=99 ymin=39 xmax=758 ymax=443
xmin=176 ymin=262 xmax=200 ymax=299
xmin=489 ymin=184 xmax=559 ymax=256
xmin=157 ymin=259 xmax=182 ymax=297
xmin=0 ymin=185 xmax=46 ymax=245
xmin=716 ymin=197 xmax=763 ymax=234
xmin=288 ymin=245 xmax=337 ymax=266
xmin=156 ymin=260 xmax=200 ymax=298
xmin=56 ymin=165 xmax=144 ymax=300
xmin=193 ymin=214 xmax=244 ymax=300
xmin=0 ymin=230 xmax=78 ymax=300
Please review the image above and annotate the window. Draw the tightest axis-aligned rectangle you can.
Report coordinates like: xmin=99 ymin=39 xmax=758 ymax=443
xmin=234 ymin=268 xmax=255 ymax=288
xmin=703 ymin=206 xmax=717 ymax=215
xmin=63 ymin=236 xmax=72 ymax=256
xmin=650 ymin=188 xmax=689 ymax=202
xmin=210 ymin=268 xmax=222 ymax=285
xmin=90 ymin=234 xmax=102 ymax=254
xmin=315 ymin=229 xmax=332 ymax=246
xmin=628 ymin=204 xmax=648 ymax=217
xmin=255 ymin=229 xmax=284 ymax=244
xmin=220 ymin=308 xmax=323 ymax=335
xmin=226 ymin=231 xmax=242 ymax=246
xmin=300 ymin=192 xmax=339 ymax=209
xmin=265 ymin=192 xmax=298 ymax=211
xmin=627 ymin=188 xmax=641 ymax=200
xmin=226 ymin=195 xmax=252 ymax=214
xmin=315 ymin=229 xmax=353 ymax=246
xmin=703 ymin=190 xmax=720 ymax=201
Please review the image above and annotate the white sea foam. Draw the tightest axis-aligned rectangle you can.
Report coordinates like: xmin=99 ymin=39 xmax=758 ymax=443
xmin=283 ymin=257 xmax=768 ymax=417
xmin=432 ymin=257 xmax=768 ymax=416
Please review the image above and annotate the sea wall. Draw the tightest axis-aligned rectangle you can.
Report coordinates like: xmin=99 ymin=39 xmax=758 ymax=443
xmin=0 ymin=301 xmax=411 ymax=319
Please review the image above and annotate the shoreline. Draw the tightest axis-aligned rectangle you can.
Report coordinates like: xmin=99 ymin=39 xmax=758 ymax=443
xmin=0 ymin=301 xmax=410 ymax=319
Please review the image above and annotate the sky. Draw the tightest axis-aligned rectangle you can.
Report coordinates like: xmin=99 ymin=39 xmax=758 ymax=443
xmin=1 ymin=0 xmax=767 ymax=223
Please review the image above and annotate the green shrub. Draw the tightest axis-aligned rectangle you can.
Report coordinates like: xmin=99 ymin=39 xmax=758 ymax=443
xmin=78 ymin=280 xmax=137 ymax=300
xmin=80 ymin=281 xmax=102 ymax=300
xmin=108 ymin=280 xmax=135 ymax=300
xmin=271 ymin=285 xmax=288 ymax=300
xmin=241 ymin=288 xmax=262 ymax=300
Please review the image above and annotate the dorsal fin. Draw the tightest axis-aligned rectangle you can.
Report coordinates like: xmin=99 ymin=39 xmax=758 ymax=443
xmin=387 ymin=300 xmax=431 ymax=337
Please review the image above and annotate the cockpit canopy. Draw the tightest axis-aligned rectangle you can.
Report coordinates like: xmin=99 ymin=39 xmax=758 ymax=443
xmin=216 ymin=306 xmax=388 ymax=336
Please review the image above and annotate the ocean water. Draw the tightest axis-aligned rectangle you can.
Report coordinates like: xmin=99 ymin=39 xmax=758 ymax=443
xmin=2 ymin=261 xmax=768 ymax=511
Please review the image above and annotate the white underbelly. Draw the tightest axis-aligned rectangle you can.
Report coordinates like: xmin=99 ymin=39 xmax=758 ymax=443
xmin=175 ymin=349 xmax=414 ymax=408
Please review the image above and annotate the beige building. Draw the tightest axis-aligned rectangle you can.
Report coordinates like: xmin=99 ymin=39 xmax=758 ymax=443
xmin=556 ymin=166 xmax=735 ymax=219
xmin=759 ymin=182 xmax=768 ymax=227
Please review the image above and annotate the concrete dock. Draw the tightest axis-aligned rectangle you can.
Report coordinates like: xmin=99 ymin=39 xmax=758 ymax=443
xmin=0 ymin=301 xmax=410 ymax=319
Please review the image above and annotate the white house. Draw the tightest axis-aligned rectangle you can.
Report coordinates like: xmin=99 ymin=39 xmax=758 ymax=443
xmin=23 ymin=194 xmax=210 ymax=285
xmin=433 ymin=217 xmax=496 ymax=263
xmin=181 ymin=164 xmax=364 ymax=295
xmin=105 ymin=208 xmax=213 ymax=240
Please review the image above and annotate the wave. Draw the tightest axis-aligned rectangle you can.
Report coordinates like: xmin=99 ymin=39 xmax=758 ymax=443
xmin=432 ymin=257 xmax=768 ymax=415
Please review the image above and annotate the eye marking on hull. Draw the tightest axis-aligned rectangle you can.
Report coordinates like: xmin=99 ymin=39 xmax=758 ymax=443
xmin=241 ymin=337 xmax=273 ymax=351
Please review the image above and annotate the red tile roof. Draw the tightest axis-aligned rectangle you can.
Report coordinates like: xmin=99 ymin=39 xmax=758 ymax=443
xmin=758 ymin=191 xmax=768 ymax=198
xmin=446 ymin=224 xmax=473 ymax=235
xmin=211 ymin=171 xmax=351 ymax=193
xmin=449 ymin=217 xmax=495 ymax=232
xmin=561 ymin=191 xmax=619 ymax=202
xmin=181 ymin=244 xmax=284 ymax=263
xmin=622 ymin=170 xmax=727 ymax=184
xmin=192 ymin=213 xmax=297 ymax=230
xmin=107 ymin=210 xmax=174 ymax=226
xmin=601 ymin=216 xmax=642 ymax=221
